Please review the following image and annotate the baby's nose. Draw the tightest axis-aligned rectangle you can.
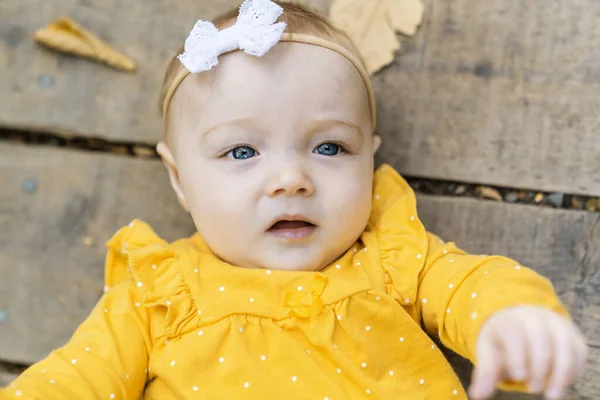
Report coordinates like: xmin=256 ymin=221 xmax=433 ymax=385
xmin=266 ymin=161 xmax=315 ymax=197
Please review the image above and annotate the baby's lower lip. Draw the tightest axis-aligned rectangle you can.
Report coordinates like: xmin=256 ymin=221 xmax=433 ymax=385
xmin=267 ymin=225 xmax=317 ymax=240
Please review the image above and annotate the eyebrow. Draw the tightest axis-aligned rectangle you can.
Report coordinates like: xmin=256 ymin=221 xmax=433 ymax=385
xmin=309 ymin=119 xmax=364 ymax=139
xmin=201 ymin=117 xmax=365 ymax=139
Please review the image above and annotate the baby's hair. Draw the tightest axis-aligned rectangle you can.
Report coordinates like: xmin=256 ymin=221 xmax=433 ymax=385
xmin=158 ymin=1 xmax=365 ymax=119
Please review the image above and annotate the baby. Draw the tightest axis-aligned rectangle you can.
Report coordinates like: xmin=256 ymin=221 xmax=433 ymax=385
xmin=1 ymin=1 xmax=588 ymax=399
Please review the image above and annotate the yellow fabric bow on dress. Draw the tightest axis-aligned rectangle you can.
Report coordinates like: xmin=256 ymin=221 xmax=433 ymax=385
xmin=283 ymin=273 xmax=328 ymax=318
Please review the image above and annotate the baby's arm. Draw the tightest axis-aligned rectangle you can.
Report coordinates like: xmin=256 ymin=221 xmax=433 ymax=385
xmin=415 ymin=232 xmax=585 ymax=396
xmin=0 ymin=280 xmax=151 ymax=399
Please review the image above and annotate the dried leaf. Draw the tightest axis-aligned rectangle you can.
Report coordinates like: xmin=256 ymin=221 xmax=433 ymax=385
xmin=476 ymin=186 xmax=503 ymax=202
xmin=330 ymin=0 xmax=424 ymax=75
xmin=34 ymin=17 xmax=136 ymax=72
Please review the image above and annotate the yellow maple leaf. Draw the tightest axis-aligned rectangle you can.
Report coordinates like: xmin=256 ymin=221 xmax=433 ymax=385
xmin=34 ymin=17 xmax=136 ymax=72
xmin=330 ymin=0 xmax=424 ymax=75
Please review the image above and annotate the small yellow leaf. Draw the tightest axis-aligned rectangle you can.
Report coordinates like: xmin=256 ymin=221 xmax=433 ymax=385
xmin=330 ymin=0 xmax=424 ymax=75
xmin=34 ymin=16 xmax=136 ymax=72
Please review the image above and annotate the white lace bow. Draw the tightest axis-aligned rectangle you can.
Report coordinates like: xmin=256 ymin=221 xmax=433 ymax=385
xmin=178 ymin=0 xmax=287 ymax=73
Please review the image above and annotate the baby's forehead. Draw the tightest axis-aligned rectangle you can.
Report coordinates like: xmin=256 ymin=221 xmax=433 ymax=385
xmin=171 ymin=43 xmax=371 ymax=136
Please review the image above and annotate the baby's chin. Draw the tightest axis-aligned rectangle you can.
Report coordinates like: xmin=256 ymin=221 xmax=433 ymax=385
xmin=256 ymin=247 xmax=336 ymax=272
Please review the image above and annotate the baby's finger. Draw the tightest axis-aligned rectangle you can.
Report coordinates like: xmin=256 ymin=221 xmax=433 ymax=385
xmin=497 ymin=322 xmax=528 ymax=382
xmin=545 ymin=321 xmax=576 ymax=399
xmin=469 ymin=333 xmax=503 ymax=400
xmin=523 ymin=315 xmax=551 ymax=393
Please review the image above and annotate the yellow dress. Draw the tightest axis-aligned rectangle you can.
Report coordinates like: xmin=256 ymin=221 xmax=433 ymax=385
xmin=1 ymin=165 xmax=568 ymax=400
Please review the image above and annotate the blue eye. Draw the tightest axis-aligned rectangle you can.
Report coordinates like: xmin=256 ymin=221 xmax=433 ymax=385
xmin=314 ymin=143 xmax=342 ymax=156
xmin=228 ymin=146 xmax=257 ymax=160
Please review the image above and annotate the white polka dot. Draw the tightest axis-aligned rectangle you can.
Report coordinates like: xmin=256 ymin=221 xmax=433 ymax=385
xmin=335 ymin=264 xmax=341 ymax=269
xmin=219 ymin=357 xmax=225 ymax=363
xmin=337 ymin=368 xmax=342 ymax=374
xmin=219 ymin=286 xmax=225 ymax=292
xmin=417 ymin=253 xmax=423 ymax=259
xmin=404 ymin=298 xmax=410 ymax=303
xmin=432 ymin=344 xmax=436 ymax=349
xmin=361 ymin=362 xmax=367 ymax=368
xmin=194 ymin=268 xmax=198 ymax=274
xmin=166 ymin=300 xmax=172 ymax=306
xmin=422 ymin=298 xmax=427 ymax=304
xmin=389 ymin=370 xmax=394 ymax=376
xmin=366 ymin=389 xmax=371 ymax=394
xmin=15 ymin=390 xmax=22 ymax=397
xmin=104 ymin=308 xmax=108 ymax=313
xmin=197 ymin=310 xmax=202 ymax=315
xmin=471 ymin=312 xmax=478 ymax=319
xmin=244 ymin=382 xmax=249 ymax=388
xmin=363 ymin=247 xmax=368 ymax=252
xmin=449 ymin=259 xmax=454 ymax=263
xmin=292 ymin=376 xmax=297 ymax=382
xmin=337 ymin=315 xmax=341 ymax=321
xmin=104 ymin=286 xmax=109 ymax=293
xmin=365 ymin=325 xmax=371 ymax=331
xmin=324 ymin=397 xmax=329 ymax=400
xmin=446 ymin=308 xmax=451 ymax=314
xmin=164 ymin=340 xmax=169 ymax=344
xmin=306 ymin=349 xmax=311 ymax=354
xmin=135 ymin=302 xmax=140 ymax=307
xmin=515 ymin=265 xmax=522 ymax=270
xmin=85 ymin=347 xmax=90 ymax=352
xmin=198 ymin=330 xmax=203 ymax=336
xmin=266 ymin=270 xmax=272 ymax=275
xmin=193 ymin=386 xmax=199 ymax=391
xmin=471 ymin=292 xmax=477 ymax=298
xmin=137 ymin=282 xmax=143 ymax=288
xmin=375 ymin=194 xmax=380 ymax=200
xmin=375 ymin=296 xmax=380 ymax=301
xmin=453 ymin=389 xmax=458 ymax=395
xmin=333 ymin=343 xmax=338 ymax=349
xmin=399 ymin=337 xmax=405 ymax=342
xmin=443 ymin=249 xmax=448 ymax=255
xmin=126 ymin=374 xmax=130 ymax=379
xmin=355 ymin=262 xmax=361 ymax=266
xmin=249 ymin=298 xmax=255 ymax=303
xmin=260 ymin=355 xmax=266 ymax=361
xmin=420 ymin=379 xmax=425 ymax=385
xmin=41 ymin=370 xmax=46 ymax=373
xmin=297 ymin=286 xmax=303 ymax=291
xmin=71 ymin=359 xmax=77 ymax=364
xmin=170 ymin=360 xmax=176 ymax=366
xmin=448 ymin=283 xmax=454 ymax=289
xmin=152 ymin=264 xmax=157 ymax=270
xmin=129 ymin=221 xmax=135 ymax=227
xmin=354 ymin=247 xmax=358 ymax=253
xmin=239 ymin=327 xmax=243 ymax=333
xmin=410 ymin=216 xmax=415 ymax=221
xmin=110 ymin=394 xmax=115 ymax=399
xmin=50 ymin=379 xmax=55 ymax=384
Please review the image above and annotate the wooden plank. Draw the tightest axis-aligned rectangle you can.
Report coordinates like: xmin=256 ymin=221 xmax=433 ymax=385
xmin=0 ymin=0 xmax=328 ymax=143
xmin=376 ymin=0 xmax=600 ymax=196
xmin=0 ymin=143 xmax=195 ymax=364
xmin=1 ymin=144 xmax=598 ymax=399
xmin=2 ymin=0 xmax=600 ymax=196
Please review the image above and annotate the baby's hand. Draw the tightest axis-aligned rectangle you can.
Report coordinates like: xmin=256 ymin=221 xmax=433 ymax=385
xmin=468 ymin=306 xmax=588 ymax=400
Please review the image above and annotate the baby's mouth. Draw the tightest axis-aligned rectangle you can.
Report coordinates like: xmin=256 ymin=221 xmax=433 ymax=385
xmin=267 ymin=220 xmax=317 ymax=240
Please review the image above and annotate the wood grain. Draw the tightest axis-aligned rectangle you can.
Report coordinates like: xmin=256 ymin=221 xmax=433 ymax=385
xmin=2 ymin=0 xmax=599 ymax=196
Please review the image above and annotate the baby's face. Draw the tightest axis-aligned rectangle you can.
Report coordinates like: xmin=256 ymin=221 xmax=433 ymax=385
xmin=161 ymin=43 xmax=379 ymax=271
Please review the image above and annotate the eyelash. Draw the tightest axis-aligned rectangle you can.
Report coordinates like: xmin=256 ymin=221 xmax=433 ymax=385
xmin=222 ymin=142 xmax=350 ymax=160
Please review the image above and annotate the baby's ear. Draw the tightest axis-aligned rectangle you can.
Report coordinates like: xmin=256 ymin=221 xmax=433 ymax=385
xmin=156 ymin=142 xmax=190 ymax=212
xmin=372 ymin=135 xmax=382 ymax=154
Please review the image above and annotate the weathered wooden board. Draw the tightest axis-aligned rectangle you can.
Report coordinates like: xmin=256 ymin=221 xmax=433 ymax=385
xmin=0 ymin=143 xmax=196 ymax=364
xmin=1 ymin=144 xmax=599 ymax=399
xmin=0 ymin=0 xmax=327 ymax=143
xmin=375 ymin=0 xmax=600 ymax=196
xmin=2 ymin=0 xmax=600 ymax=196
